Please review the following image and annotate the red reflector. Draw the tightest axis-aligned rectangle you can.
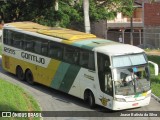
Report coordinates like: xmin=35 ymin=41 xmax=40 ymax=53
xmin=132 ymin=103 xmax=138 ymax=106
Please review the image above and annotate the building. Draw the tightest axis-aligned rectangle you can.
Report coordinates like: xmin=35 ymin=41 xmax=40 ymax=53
xmin=91 ymin=0 xmax=160 ymax=48
xmin=143 ymin=1 xmax=160 ymax=48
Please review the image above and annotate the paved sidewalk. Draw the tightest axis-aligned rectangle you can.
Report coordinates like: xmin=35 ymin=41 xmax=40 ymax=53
xmin=146 ymin=52 xmax=160 ymax=56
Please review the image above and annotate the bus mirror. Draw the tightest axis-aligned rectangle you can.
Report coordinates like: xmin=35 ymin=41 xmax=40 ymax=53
xmin=148 ymin=61 xmax=159 ymax=76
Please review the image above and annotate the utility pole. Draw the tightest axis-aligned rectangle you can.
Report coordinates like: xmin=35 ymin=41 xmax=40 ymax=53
xmin=130 ymin=16 xmax=133 ymax=45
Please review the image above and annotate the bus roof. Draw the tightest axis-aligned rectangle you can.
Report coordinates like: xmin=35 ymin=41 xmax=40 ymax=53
xmin=94 ymin=44 xmax=144 ymax=56
xmin=4 ymin=22 xmax=144 ymax=55
xmin=5 ymin=22 xmax=96 ymax=40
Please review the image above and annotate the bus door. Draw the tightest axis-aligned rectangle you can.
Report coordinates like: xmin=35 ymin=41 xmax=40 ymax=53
xmin=97 ymin=53 xmax=113 ymax=108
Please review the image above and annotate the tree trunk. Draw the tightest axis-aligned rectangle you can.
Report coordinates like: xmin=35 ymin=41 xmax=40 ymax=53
xmin=83 ymin=0 xmax=91 ymax=33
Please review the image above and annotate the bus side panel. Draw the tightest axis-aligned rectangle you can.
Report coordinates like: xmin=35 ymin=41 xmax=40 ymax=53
xmin=78 ymin=68 xmax=97 ymax=99
xmin=2 ymin=54 xmax=17 ymax=74
xmin=34 ymin=59 xmax=61 ymax=86
xmin=2 ymin=53 xmax=58 ymax=88
xmin=50 ymin=62 xmax=81 ymax=97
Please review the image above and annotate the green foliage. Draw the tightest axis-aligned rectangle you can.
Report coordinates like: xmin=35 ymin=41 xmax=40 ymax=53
xmin=0 ymin=0 xmax=134 ymax=29
xmin=119 ymin=0 xmax=134 ymax=17
xmin=95 ymin=0 xmax=134 ymax=19
xmin=147 ymin=55 xmax=160 ymax=97
xmin=89 ymin=0 xmax=112 ymax=21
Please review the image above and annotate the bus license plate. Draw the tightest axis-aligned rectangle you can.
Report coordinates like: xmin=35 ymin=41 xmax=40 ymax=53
xmin=132 ymin=103 xmax=138 ymax=106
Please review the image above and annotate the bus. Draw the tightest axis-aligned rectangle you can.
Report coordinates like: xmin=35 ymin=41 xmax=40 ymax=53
xmin=2 ymin=22 xmax=159 ymax=110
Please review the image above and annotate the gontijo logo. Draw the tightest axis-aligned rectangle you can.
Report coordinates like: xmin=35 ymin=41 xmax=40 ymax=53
xmin=21 ymin=52 xmax=45 ymax=64
xmin=4 ymin=47 xmax=45 ymax=65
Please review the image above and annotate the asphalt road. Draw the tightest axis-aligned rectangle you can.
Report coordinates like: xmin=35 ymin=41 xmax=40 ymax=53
xmin=0 ymin=57 xmax=160 ymax=120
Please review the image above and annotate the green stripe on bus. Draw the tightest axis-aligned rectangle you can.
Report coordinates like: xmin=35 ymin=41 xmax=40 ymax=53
xmin=59 ymin=65 xmax=80 ymax=93
xmin=50 ymin=62 xmax=70 ymax=89
xmin=72 ymin=39 xmax=113 ymax=50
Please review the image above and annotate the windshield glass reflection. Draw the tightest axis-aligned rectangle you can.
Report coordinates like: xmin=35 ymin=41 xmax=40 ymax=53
xmin=114 ymin=66 xmax=150 ymax=96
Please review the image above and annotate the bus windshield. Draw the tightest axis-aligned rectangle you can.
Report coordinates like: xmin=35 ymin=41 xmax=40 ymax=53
xmin=112 ymin=53 xmax=147 ymax=68
xmin=114 ymin=66 xmax=150 ymax=96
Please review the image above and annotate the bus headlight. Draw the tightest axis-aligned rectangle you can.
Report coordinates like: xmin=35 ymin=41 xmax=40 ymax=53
xmin=115 ymin=98 xmax=126 ymax=102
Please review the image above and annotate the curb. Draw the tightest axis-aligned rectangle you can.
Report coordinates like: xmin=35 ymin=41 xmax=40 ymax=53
xmin=151 ymin=93 xmax=160 ymax=103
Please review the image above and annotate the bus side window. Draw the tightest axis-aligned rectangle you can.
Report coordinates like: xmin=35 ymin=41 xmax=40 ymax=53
xmin=41 ymin=43 xmax=48 ymax=56
xmin=79 ymin=50 xmax=89 ymax=68
xmin=3 ymin=29 xmax=8 ymax=44
xmin=25 ymin=41 xmax=34 ymax=51
xmin=49 ymin=42 xmax=62 ymax=60
xmin=34 ymin=41 xmax=42 ymax=54
xmin=88 ymin=52 xmax=95 ymax=70
xmin=79 ymin=50 xmax=95 ymax=70
xmin=63 ymin=47 xmax=79 ymax=64
xmin=73 ymin=49 xmax=79 ymax=64
xmin=12 ymin=32 xmax=24 ymax=49
xmin=64 ymin=47 xmax=73 ymax=63
xmin=7 ymin=30 xmax=13 ymax=46
xmin=24 ymin=35 xmax=35 ymax=52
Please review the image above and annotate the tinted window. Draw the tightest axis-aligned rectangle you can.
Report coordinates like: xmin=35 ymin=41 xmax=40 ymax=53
xmin=12 ymin=32 xmax=24 ymax=48
xmin=49 ymin=42 xmax=63 ymax=59
xmin=64 ymin=47 xmax=79 ymax=64
xmin=97 ymin=53 xmax=112 ymax=96
xmin=79 ymin=50 xmax=95 ymax=70
xmin=4 ymin=30 xmax=13 ymax=46
xmin=3 ymin=29 xmax=8 ymax=44
xmin=34 ymin=41 xmax=42 ymax=54
xmin=41 ymin=42 xmax=48 ymax=56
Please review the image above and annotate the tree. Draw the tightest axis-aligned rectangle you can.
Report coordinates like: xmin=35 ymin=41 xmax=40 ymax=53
xmin=82 ymin=0 xmax=134 ymax=33
xmin=0 ymin=0 xmax=134 ymax=31
xmin=54 ymin=0 xmax=58 ymax=11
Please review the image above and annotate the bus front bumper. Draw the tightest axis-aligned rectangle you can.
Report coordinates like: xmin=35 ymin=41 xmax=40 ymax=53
xmin=112 ymin=95 xmax=151 ymax=110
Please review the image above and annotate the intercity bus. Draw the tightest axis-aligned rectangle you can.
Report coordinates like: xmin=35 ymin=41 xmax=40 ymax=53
xmin=2 ymin=22 xmax=159 ymax=110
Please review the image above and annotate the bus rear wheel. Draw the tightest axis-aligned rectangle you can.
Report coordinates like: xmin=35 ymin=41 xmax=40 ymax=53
xmin=16 ymin=66 xmax=24 ymax=81
xmin=25 ymin=70 xmax=34 ymax=85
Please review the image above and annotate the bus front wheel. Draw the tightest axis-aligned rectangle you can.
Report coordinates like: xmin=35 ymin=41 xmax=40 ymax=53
xmin=25 ymin=70 xmax=34 ymax=85
xmin=16 ymin=66 xmax=24 ymax=81
xmin=84 ymin=90 xmax=95 ymax=108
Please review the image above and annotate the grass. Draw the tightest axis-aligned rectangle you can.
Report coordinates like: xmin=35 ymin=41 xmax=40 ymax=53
xmin=147 ymin=55 xmax=160 ymax=97
xmin=0 ymin=79 xmax=41 ymax=120
xmin=145 ymin=48 xmax=160 ymax=52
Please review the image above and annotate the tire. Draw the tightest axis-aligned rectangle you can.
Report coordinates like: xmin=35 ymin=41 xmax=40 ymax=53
xmin=88 ymin=92 xmax=95 ymax=108
xmin=16 ymin=66 xmax=24 ymax=81
xmin=25 ymin=70 xmax=34 ymax=85
xmin=84 ymin=91 xmax=95 ymax=108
